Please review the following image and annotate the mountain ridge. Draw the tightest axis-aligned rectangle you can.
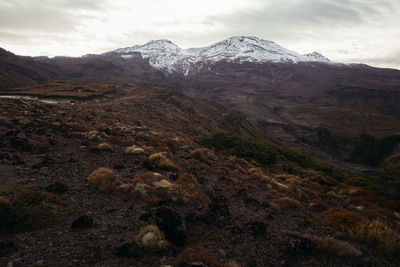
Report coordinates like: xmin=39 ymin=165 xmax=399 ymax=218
xmin=108 ymin=36 xmax=332 ymax=74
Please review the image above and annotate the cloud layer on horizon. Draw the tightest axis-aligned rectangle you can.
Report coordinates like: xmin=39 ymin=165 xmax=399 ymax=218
xmin=0 ymin=0 xmax=399 ymax=69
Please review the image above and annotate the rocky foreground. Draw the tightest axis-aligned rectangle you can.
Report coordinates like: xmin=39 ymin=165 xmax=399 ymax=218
xmin=0 ymin=82 xmax=399 ymax=266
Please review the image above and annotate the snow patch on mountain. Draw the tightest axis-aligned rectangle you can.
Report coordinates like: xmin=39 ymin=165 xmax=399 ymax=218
xmin=110 ymin=36 xmax=332 ymax=75
xmin=303 ymin=52 xmax=330 ymax=63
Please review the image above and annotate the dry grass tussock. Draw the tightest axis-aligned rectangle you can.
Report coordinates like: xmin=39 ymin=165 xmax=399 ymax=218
xmin=312 ymin=236 xmax=362 ymax=257
xmin=87 ymin=168 xmax=118 ymax=191
xmin=149 ymin=152 xmax=180 ymax=171
xmin=135 ymin=225 xmax=169 ymax=251
xmin=348 ymin=220 xmax=400 ymax=256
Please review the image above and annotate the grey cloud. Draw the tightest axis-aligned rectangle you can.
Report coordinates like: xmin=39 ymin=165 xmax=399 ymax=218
xmin=357 ymin=51 xmax=400 ymax=68
xmin=207 ymin=0 xmax=395 ymax=42
xmin=0 ymin=0 xmax=106 ymax=33
xmin=0 ymin=0 xmax=399 ymax=69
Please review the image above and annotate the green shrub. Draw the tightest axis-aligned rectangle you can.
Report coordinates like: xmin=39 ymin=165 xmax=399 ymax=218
xmin=347 ymin=134 xmax=400 ymax=167
xmin=346 ymin=164 xmax=400 ymax=200
xmin=196 ymin=130 xmax=346 ymax=182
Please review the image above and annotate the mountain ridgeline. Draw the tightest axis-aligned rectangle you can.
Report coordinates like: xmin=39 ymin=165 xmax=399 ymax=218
xmin=1 ymin=36 xmax=400 ymax=266
xmin=1 ymin=36 xmax=400 ymax=167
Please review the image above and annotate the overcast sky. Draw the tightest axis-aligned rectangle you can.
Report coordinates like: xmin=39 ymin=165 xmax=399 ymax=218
xmin=1 ymin=0 xmax=399 ymax=69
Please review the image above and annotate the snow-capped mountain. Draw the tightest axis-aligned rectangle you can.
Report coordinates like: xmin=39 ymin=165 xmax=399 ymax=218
xmin=109 ymin=36 xmax=331 ymax=75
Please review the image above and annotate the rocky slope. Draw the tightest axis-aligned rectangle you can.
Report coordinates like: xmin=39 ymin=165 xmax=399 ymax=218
xmin=1 ymin=83 xmax=399 ymax=266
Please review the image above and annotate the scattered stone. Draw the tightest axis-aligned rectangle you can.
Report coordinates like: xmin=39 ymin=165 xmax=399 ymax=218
xmin=135 ymin=225 xmax=170 ymax=251
xmin=284 ymin=233 xmax=314 ymax=255
xmin=125 ymin=146 xmax=145 ymax=155
xmin=71 ymin=215 xmax=94 ymax=229
xmin=97 ymin=143 xmax=113 ymax=152
xmin=153 ymin=179 xmax=173 ymax=188
xmin=32 ymin=156 xmax=55 ymax=169
xmin=217 ymin=248 xmax=226 ymax=257
xmin=0 ymin=152 xmax=13 ymax=161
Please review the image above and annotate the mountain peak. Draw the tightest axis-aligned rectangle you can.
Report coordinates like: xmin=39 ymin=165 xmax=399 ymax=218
xmin=110 ymin=36 xmax=332 ymax=74
xmin=304 ymin=52 xmax=330 ymax=62
xmin=226 ymin=35 xmax=274 ymax=44
xmin=143 ymin=39 xmax=179 ymax=49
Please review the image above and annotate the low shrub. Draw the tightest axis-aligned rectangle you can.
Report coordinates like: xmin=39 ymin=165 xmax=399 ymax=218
xmin=174 ymin=246 xmax=223 ymax=267
xmin=135 ymin=225 xmax=169 ymax=251
xmin=175 ymin=173 xmax=210 ymax=207
xmin=176 ymin=173 xmax=197 ymax=184
xmin=312 ymin=236 xmax=362 ymax=257
xmin=33 ymin=135 xmax=52 ymax=153
xmin=270 ymin=196 xmax=303 ymax=212
xmin=320 ymin=208 xmax=363 ymax=232
xmin=347 ymin=134 xmax=400 ymax=167
xmin=107 ymin=136 xmax=134 ymax=146
xmin=190 ymin=148 xmax=217 ymax=163
xmin=87 ymin=168 xmax=117 ymax=191
xmin=97 ymin=143 xmax=112 ymax=152
xmin=196 ymin=130 xmax=346 ymax=183
xmin=0 ymin=185 xmax=68 ymax=230
xmin=148 ymin=152 xmax=179 ymax=171
xmin=348 ymin=220 xmax=400 ymax=257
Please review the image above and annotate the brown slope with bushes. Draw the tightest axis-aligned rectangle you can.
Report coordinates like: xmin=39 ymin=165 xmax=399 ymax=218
xmin=0 ymin=82 xmax=399 ymax=266
xmin=176 ymin=61 xmax=400 ymax=164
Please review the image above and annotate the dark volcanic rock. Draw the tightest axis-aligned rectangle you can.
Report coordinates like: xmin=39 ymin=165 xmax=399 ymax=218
xmin=71 ymin=215 xmax=94 ymax=229
xmin=114 ymin=242 xmax=143 ymax=258
xmin=32 ymin=156 xmax=55 ymax=169
xmin=0 ymin=240 xmax=15 ymax=255
xmin=45 ymin=182 xmax=68 ymax=194
xmin=10 ymin=136 xmax=34 ymax=151
xmin=140 ymin=206 xmax=186 ymax=246
xmin=284 ymin=233 xmax=314 ymax=256
xmin=244 ymin=221 xmax=267 ymax=237
xmin=209 ymin=196 xmax=230 ymax=217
